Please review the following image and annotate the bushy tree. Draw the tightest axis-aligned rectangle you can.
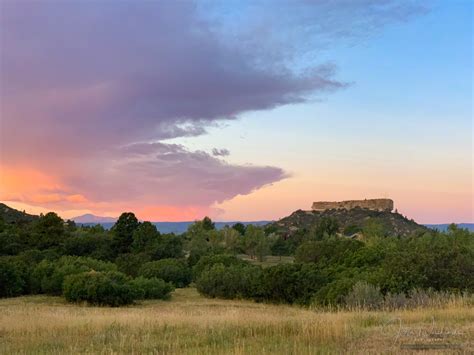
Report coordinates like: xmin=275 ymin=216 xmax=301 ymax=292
xmin=196 ymin=263 xmax=263 ymax=299
xmin=313 ymin=217 xmax=339 ymax=240
xmin=295 ymin=237 xmax=364 ymax=265
xmin=32 ymin=256 xmax=117 ymax=295
xmin=220 ymin=227 xmax=241 ymax=253
xmin=202 ymin=216 xmax=215 ymax=231
xmin=139 ymin=259 xmax=191 ymax=288
xmin=63 ymin=271 xmax=136 ymax=306
xmin=0 ymin=225 xmax=26 ymax=255
xmin=261 ymin=264 xmax=302 ymax=303
xmin=115 ymin=253 xmax=150 ymax=277
xmin=0 ymin=257 xmax=25 ymax=297
xmin=14 ymin=250 xmax=60 ymax=293
xmin=30 ymin=212 xmax=65 ymax=249
xmin=271 ymin=236 xmax=290 ymax=259
xmin=193 ymin=254 xmax=248 ymax=281
xmin=64 ymin=233 xmax=114 ymax=261
xmin=129 ymin=277 xmax=174 ymax=300
xmin=312 ymin=278 xmax=357 ymax=306
xmin=131 ymin=221 xmax=160 ymax=253
xmin=187 ymin=233 xmax=211 ymax=267
xmin=111 ymin=212 xmax=140 ymax=254
xmin=148 ymin=234 xmax=184 ymax=260
xmin=242 ymin=225 xmax=267 ymax=260
xmin=379 ymin=232 xmax=474 ymax=293
xmin=232 ymin=223 xmax=246 ymax=236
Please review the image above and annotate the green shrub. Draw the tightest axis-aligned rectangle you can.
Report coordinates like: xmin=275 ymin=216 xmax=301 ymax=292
xmin=312 ymin=278 xmax=356 ymax=306
xmin=32 ymin=256 xmax=117 ymax=295
xmin=115 ymin=253 xmax=150 ymax=277
xmin=294 ymin=263 xmax=329 ymax=305
xmin=196 ymin=263 xmax=263 ymax=299
xmin=139 ymin=259 xmax=191 ymax=288
xmin=30 ymin=259 xmax=56 ymax=294
xmin=148 ymin=234 xmax=185 ymax=260
xmin=0 ymin=231 xmax=26 ymax=255
xmin=29 ymin=212 xmax=66 ymax=249
xmin=64 ymin=234 xmax=114 ymax=261
xmin=196 ymin=262 xmax=327 ymax=305
xmin=295 ymin=238 xmax=364 ymax=265
xmin=63 ymin=271 xmax=136 ymax=306
xmin=129 ymin=277 xmax=174 ymax=299
xmin=192 ymin=254 xmax=247 ymax=281
xmin=0 ymin=257 xmax=25 ymax=297
xmin=261 ymin=263 xmax=302 ymax=304
xmin=0 ymin=255 xmax=41 ymax=294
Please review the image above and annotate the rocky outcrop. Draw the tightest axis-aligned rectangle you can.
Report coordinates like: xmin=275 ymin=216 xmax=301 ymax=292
xmin=270 ymin=207 xmax=427 ymax=237
xmin=312 ymin=198 xmax=393 ymax=212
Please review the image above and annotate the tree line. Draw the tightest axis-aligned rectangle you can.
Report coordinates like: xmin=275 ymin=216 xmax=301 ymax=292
xmin=0 ymin=210 xmax=473 ymax=307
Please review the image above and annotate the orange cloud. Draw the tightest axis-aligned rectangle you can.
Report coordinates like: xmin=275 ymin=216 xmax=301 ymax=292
xmin=0 ymin=165 xmax=89 ymax=207
xmin=0 ymin=166 xmax=62 ymax=194
xmin=66 ymin=194 xmax=88 ymax=203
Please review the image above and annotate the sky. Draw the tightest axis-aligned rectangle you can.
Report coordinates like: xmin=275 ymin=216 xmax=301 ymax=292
xmin=0 ymin=0 xmax=472 ymax=223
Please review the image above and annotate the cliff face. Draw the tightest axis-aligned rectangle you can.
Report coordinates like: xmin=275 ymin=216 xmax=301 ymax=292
xmin=312 ymin=199 xmax=394 ymax=212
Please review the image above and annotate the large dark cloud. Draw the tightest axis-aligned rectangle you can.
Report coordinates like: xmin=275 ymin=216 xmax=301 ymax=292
xmin=1 ymin=1 xmax=346 ymax=156
xmin=0 ymin=0 xmax=426 ymax=216
xmin=66 ymin=142 xmax=287 ymax=205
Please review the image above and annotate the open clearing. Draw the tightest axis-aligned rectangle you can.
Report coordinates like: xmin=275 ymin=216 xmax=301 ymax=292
xmin=0 ymin=288 xmax=472 ymax=354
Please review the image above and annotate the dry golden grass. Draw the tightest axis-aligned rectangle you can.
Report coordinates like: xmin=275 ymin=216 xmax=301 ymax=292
xmin=0 ymin=288 xmax=472 ymax=354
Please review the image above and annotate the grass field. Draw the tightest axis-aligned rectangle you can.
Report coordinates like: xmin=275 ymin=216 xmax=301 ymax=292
xmin=0 ymin=288 xmax=473 ymax=354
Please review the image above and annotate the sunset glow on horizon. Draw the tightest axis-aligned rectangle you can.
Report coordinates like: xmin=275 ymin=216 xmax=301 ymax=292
xmin=0 ymin=1 xmax=472 ymax=224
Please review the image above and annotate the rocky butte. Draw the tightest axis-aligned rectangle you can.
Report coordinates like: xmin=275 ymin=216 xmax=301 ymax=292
xmin=311 ymin=198 xmax=394 ymax=212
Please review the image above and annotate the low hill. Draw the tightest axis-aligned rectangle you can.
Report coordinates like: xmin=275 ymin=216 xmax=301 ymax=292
xmin=72 ymin=214 xmax=117 ymax=224
xmin=77 ymin=220 xmax=271 ymax=234
xmin=3 ymin=202 xmax=465 ymax=235
xmin=425 ymin=223 xmax=474 ymax=232
xmin=72 ymin=214 xmax=271 ymax=234
xmin=0 ymin=203 xmax=38 ymax=224
xmin=269 ymin=207 xmax=428 ymax=237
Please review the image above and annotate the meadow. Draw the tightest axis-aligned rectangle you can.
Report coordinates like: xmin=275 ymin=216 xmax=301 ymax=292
xmin=1 ymin=288 xmax=472 ymax=354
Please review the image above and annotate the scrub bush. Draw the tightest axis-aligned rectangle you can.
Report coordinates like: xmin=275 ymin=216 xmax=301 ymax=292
xmin=63 ymin=271 xmax=136 ymax=306
xmin=129 ymin=276 xmax=174 ymax=300
xmin=139 ymin=259 xmax=191 ymax=288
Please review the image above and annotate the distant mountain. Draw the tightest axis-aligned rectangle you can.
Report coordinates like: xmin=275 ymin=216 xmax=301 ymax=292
xmin=4 ymin=202 xmax=472 ymax=235
xmin=0 ymin=203 xmax=38 ymax=224
xmin=71 ymin=214 xmax=117 ymax=223
xmin=77 ymin=220 xmax=271 ymax=234
xmin=268 ymin=207 xmax=428 ymax=237
xmin=425 ymin=223 xmax=474 ymax=232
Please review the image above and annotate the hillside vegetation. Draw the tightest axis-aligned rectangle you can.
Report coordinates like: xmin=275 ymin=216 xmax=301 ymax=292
xmin=1 ymin=203 xmax=473 ymax=308
xmin=0 ymin=203 xmax=38 ymax=224
xmin=269 ymin=207 xmax=427 ymax=237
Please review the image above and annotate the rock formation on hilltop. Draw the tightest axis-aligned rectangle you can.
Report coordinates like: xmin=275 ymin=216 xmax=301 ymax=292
xmin=312 ymin=198 xmax=394 ymax=212
xmin=271 ymin=200 xmax=427 ymax=237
